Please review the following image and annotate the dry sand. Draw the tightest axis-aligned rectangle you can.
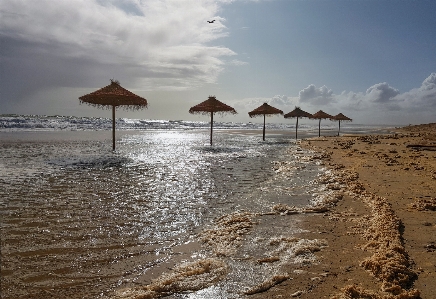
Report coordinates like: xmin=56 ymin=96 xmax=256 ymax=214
xmin=248 ymin=123 xmax=436 ymax=299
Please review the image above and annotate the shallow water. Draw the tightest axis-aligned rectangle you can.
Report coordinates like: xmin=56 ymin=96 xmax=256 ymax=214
xmin=1 ymin=130 xmax=327 ymax=299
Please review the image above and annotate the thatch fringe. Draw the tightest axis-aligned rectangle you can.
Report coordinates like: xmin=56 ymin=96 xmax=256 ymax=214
xmin=189 ymin=96 xmax=237 ymax=115
xmin=79 ymin=102 xmax=146 ymax=111
xmin=79 ymin=80 xmax=148 ymax=108
xmin=284 ymin=106 xmax=312 ymax=118
xmin=248 ymin=103 xmax=283 ymax=118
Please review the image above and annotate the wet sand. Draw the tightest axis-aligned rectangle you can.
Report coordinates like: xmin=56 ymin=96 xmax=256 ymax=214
xmin=248 ymin=123 xmax=436 ymax=298
xmin=1 ymin=129 xmax=324 ymax=299
xmin=3 ymin=125 xmax=434 ymax=298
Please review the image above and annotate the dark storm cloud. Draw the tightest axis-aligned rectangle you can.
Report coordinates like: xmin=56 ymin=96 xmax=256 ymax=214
xmin=0 ymin=0 xmax=235 ymax=111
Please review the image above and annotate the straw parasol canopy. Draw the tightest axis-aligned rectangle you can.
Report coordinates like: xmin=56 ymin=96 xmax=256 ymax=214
xmin=310 ymin=110 xmax=334 ymax=137
xmin=284 ymin=107 xmax=312 ymax=140
xmin=189 ymin=96 xmax=237 ymax=145
xmin=79 ymin=79 xmax=148 ymax=150
xmin=330 ymin=113 xmax=352 ymax=136
xmin=248 ymin=103 xmax=283 ymax=141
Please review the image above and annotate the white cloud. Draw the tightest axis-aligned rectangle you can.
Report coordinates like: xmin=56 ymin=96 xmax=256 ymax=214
xmin=232 ymin=94 xmax=298 ymax=122
xmin=344 ymin=75 xmax=436 ymax=114
xmin=299 ymin=84 xmax=334 ymax=105
xmin=235 ymin=95 xmax=298 ymax=110
xmin=230 ymin=73 xmax=436 ymax=125
xmin=228 ymin=59 xmax=248 ymax=66
xmin=269 ymin=95 xmax=291 ymax=106
xmin=365 ymin=82 xmax=400 ymax=103
xmin=420 ymin=72 xmax=436 ymax=90
xmin=281 ymin=74 xmax=436 ymax=124
xmin=395 ymin=73 xmax=436 ymax=110
xmin=0 ymin=0 xmax=236 ymax=91
xmin=335 ymin=90 xmax=366 ymax=111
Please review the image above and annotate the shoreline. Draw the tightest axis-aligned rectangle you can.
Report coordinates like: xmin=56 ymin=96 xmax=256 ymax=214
xmin=3 ymin=125 xmax=433 ymax=298
xmin=2 ymin=128 xmax=318 ymax=299
xmin=249 ymin=123 xmax=436 ymax=298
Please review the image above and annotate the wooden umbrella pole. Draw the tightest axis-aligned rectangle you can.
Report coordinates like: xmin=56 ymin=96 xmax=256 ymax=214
xmin=296 ymin=117 xmax=299 ymax=140
xmin=112 ymin=105 xmax=116 ymax=151
xmin=318 ymin=119 xmax=321 ymax=137
xmin=263 ymin=114 xmax=266 ymax=141
xmin=210 ymin=112 xmax=214 ymax=146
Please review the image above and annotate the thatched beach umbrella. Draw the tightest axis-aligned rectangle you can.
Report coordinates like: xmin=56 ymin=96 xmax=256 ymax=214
xmin=284 ymin=107 xmax=312 ymax=140
xmin=310 ymin=110 xmax=334 ymax=137
xmin=331 ymin=113 xmax=352 ymax=136
xmin=248 ymin=103 xmax=283 ymax=141
xmin=79 ymin=80 xmax=148 ymax=150
xmin=189 ymin=96 xmax=237 ymax=145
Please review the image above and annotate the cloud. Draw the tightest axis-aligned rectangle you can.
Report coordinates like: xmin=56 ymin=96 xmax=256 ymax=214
xmin=228 ymin=59 xmax=248 ymax=66
xmin=337 ymin=74 xmax=436 ymax=114
xmin=234 ymin=73 xmax=436 ymax=121
xmin=219 ymin=72 xmax=436 ymax=125
xmin=395 ymin=73 xmax=436 ymax=110
xmin=270 ymin=95 xmax=293 ymax=106
xmin=285 ymin=73 xmax=436 ymax=124
xmin=420 ymin=72 xmax=436 ymax=90
xmin=365 ymin=82 xmax=400 ymax=103
xmin=0 ymin=0 xmax=237 ymax=102
xmin=297 ymin=81 xmax=402 ymax=111
xmin=231 ymin=95 xmax=298 ymax=122
xmin=299 ymin=84 xmax=334 ymax=105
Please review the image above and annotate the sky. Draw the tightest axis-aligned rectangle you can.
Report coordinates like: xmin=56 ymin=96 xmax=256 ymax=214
xmin=1 ymin=0 xmax=436 ymax=125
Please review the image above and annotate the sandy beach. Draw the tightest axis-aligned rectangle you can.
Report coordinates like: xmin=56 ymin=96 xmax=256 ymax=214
xmin=248 ymin=124 xmax=436 ymax=299
xmin=1 ymin=122 xmax=435 ymax=298
xmin=1 ymin=128 xmax=324 ymax=299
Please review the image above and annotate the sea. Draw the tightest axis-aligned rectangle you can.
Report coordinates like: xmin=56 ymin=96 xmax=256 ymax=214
xmin=0 ymin=115 xmax=396 ymax=299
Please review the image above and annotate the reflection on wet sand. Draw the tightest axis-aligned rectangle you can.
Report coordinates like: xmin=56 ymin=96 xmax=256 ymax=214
xmin=1 ymin=130 xmax=336 ymax=298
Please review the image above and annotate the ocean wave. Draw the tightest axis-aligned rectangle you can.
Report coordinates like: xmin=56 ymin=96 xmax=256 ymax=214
xmin=0 ymin=114 xmax=390 ymax=133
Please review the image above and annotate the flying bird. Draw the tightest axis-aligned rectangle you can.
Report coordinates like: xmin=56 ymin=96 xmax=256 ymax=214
xmin=207 ymin=20 xmax=216 ymax=23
